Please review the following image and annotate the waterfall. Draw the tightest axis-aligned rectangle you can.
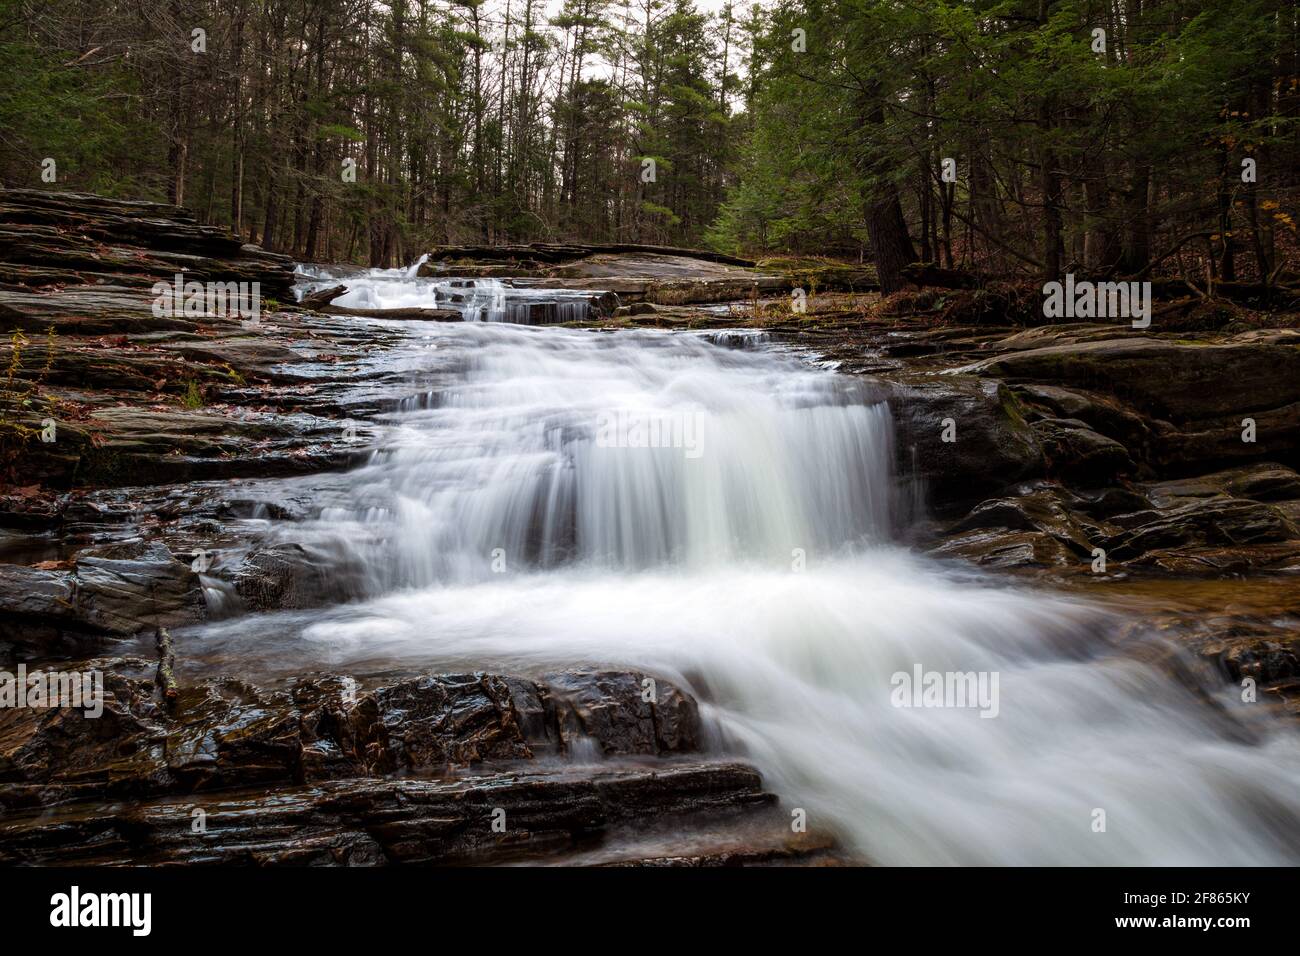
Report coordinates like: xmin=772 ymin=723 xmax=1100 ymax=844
xmin=404 ymin=253 xmax=430 ymax=279
xmin=297 ymin=323 xmax=897 ymax=586
xmin=295 ymin=260 xmax=591 ymax=323
xmin=197 ymin=270 xmax=1300 ymax=866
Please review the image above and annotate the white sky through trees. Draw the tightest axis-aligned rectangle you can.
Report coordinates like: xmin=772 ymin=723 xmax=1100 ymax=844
xmin=449 ymin=0 xmax=758 ymax=92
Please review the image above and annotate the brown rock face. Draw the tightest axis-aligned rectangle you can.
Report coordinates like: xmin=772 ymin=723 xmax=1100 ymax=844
xmin=544 ymin=670 xmax=700 ymax=756
xmin=346 ymin=673 xmax=534 ymax=773
xmin=965 ymin=338 xmax=1300 ymax=474
xmin=231 ymin=544 xmax=351 ymax=612
xmin=0 ymin=541 xmax=206 ymax=661
xmin=0 ymin=188 xmax=296 ymax=298
xmin=930 ymin=463 xmax=1300 ymax=576
xmin=966 ymin=338 xmax=1300 ymax=422
xmin=73 ymin=540 xmax=207 ymax=635
xmin=886 ymin=376 xmax=1045 ymax=510
xmin=0 ymin=661 xmax=775 ymax=866
xmin=0 ymin=763 xmax=776 ymax=866
xmin=0 ymin=663 xmax=707 ymax=807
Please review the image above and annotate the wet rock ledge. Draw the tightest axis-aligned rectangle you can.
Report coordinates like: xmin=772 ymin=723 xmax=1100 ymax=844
xmin=0 ymin=187 xmax=408 ymax=490
xmin=0 ymin=660 xmax=818 ymax=866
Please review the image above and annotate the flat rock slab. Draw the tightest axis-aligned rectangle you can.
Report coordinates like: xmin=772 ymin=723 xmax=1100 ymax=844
xmin=961 ymin=337 xmax=1300 ymax=422
xmin=0 ymin=187 xmax=295 ymax=298
xmin=928 ymin=462 xmax=1300 ymax=577
xmin=0 ymin=662 xmax=709 ymax=804
xmin=0 ymin=541 xmax=205 ymax=658
xmin=0 ymin=761 xmax=774 ymax=866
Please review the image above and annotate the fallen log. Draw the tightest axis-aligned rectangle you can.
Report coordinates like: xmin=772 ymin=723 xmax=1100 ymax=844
xmin=1146 ymin=277 xmax=1300 ymax=308
xmin=322 ymin=304 xmax=462 ymax=321
xmin=901 ymin=262 xmax=979 ymax=289
xmin=156 ymin=626 xmax=178 ymax=706
xmin=298 ymin=284 xmax=348 ymax=310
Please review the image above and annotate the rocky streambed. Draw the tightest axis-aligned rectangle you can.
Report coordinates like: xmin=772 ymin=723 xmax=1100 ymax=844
xmin=0 ymin=190 xmax=850 ymax=865
xmin=2 ymin=189 xmax=1299 ymax=866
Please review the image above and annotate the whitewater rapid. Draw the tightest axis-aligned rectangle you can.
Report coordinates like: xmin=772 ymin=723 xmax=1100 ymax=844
xmin=201 ymin=267 xmax=1300 ymax=865
xmin=296 ymin=261 xmax=592 ymax=324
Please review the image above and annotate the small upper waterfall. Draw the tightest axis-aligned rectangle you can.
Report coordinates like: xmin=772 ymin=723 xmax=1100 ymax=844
xmin=404 ymin=253 xmax=429 ymax=279
xmin=295 ymin=260 xmax=592 ymax=324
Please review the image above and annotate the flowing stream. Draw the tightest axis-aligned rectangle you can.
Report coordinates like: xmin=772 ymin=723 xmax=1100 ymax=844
xmin=191 ymin=266 xmax=1300 ymax=864
xmin=298 ymin=262 xmax=593 ymax=324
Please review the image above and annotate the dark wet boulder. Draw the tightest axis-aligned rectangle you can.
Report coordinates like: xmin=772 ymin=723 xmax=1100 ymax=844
xmin=965 ymin=338 xmax=1300 ymax=474
xmin=1222 ymin=463 xmax=1300 ymax=502
xmin=1217 ymin=639 xmax=1300 ymax=686
xmin=0 ymin=660 xmax=313 ymax=801
xmin=543 ymin=670 xmax=700 ymax=756
xmin=0 ymin=564 xmax=79 ymax=626
xmin=165 ymin=679 xmax=305 ymax=790
xmin=933 ymin=483 xmax=1100 ymax=570
xmin=230 ymin=543 xmax=349 ymax=611
xmin=292 ymin=675 xmax=370 ymax=781
xmin=931 ymin=467 xmax=1300 ymax=574
xmin=930 ymin=527 xmax=1080 ymax=570
xmin=884 ymin=375 xmax=1045 ymax=511
xmin=1139 ymin=464 xmax=1300 ymax=516
xmin=504 ymin=677 xmax=562 ymax=757
xmin=347 ymin=673 xmax=533 ymax=773
xmin=1147 ymin=403 xmax=1300 ymax=473
xmin=1072 ymin=486 xmax=1155 ymax=520
xmin=1032 ymin=417 xmax=1135 ymax=484
xmin=321 ymin=668 xmax=705 ymax=766
xmin=1167 ymin=612 xmax=1300 ymax=710
xmin=73 ymin=539 xmax=206 ymax=635
xmin=965 ymin=338 xmax=1300 ymax=422
xmin=1013 ymin=383 xmax=1151 ymax=451
xmin=0 ymin=657 xmax=169 ymax=801
xmin=331 ymin=669 xmax=703 ymax=771
xmin=0 ymin=541 xmax=204 ymax=659
xmin=1104 ymin=497 xmax=1297 ymax=561
xmin=0 ymin=663 xmax=709 ymax=807
xmin=0 ymin=565 xmax=103 ymax=661
xmin=0 ymin=660 xmax=725 ymax=867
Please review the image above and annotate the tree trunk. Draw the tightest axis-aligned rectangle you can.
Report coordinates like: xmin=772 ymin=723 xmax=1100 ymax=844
xmin=866 ymin=185 xmax=917 ymax=295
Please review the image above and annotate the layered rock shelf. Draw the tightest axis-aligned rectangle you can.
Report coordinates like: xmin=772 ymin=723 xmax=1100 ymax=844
xmin=0 ymin=660 xmax=797 ymax=865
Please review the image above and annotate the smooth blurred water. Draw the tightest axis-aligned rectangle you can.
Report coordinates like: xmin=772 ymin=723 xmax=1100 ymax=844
xmin=295 ymin=262 xmax=592 ymax=323
xmin=202 ymin=267 xmax=1300 ymax=865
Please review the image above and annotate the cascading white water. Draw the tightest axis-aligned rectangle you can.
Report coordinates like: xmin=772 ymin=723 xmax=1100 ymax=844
xmin=323 ymin=325 xmax=896 ymax=585
xmin=295 ymin=262 xmax=592 ymax=323
xmin=404 ymin=253 xmax=429 ymax=279
xmin=206 ymin=265 xmax=1300 ymax=865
